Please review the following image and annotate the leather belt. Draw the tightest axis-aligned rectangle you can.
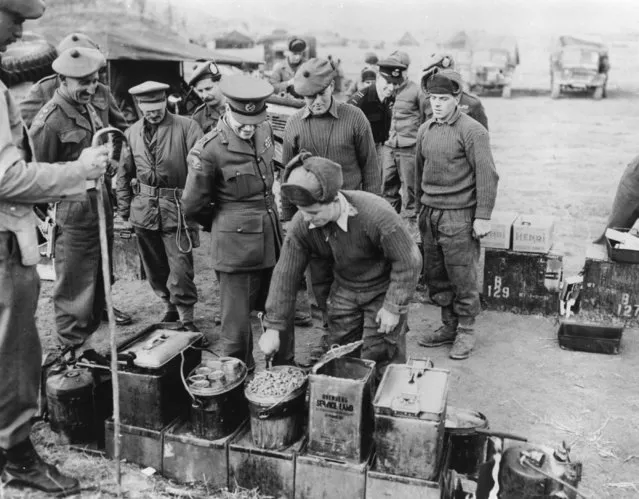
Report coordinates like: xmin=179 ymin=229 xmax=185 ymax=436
xmin=137 ymin=182 xmax=183 ymax=199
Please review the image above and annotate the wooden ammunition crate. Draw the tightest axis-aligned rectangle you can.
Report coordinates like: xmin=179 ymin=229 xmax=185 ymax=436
xmin=162 ymin=418 xmax=244 ymax=488
xmin=483 ymin=248 xmax=563 ymax=315
xmin=579 ymin=243 xmax=639 ymax=325
xmin=228 ymin=423 xmax=305 ymax=498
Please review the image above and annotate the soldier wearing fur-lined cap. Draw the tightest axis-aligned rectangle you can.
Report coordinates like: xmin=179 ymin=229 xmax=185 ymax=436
xmin=268 ymin=37 xmax=307 ymax=96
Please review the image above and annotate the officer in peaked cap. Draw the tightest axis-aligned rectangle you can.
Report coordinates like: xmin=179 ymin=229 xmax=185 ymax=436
xmin=421 ymin=67 xmax=488 ymax=130
xmin=0 ymin=1 xmax=112 ymax=495
xmin=30 ymin=46 xmax=133 ymax=352
xmin=188 ymin=61 xmax=225 ymax=133
xmin=117 ymin=80 xmax=203 ymax=331
xmin=21 ymin=32 xmax=128 ymax=129
xmin=348 ymin=57 xmax=405 ymax=148
xmin=269 ymin=36 xmax=308 ymax=96
xmin=182 ymin=74 xmax=293 ymax=370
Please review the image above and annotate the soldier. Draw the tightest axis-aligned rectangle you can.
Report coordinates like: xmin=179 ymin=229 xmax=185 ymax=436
xmin=258 ymin=154 xmax=422 ymax=381
xmin=344 ymin=51 xmax=379 ymax=98
xmin=422 ymin=53 xmax=489 ymax=130
xmin=269 ymin=37 xmax=307 ymax=96
xmin=29 ymin=47 xmax=130 ymax=347
xmin=0 ymin=1 xmax=109 ymax=493
xmin=117 ymin=82 xmax=203 ymax=330
xmin=182 ymin=75 xmax=291 ymax=370
xmin=348 ymin=58 xmax=406 ymax=164
xmin=281 ymin=57 xmax=380 ymax=340
xmin=20 ymin=32 xmax=128 ymax=130
xmin=415 ymin=72 xmax=499 ymax=360
xmin=189 ymin=61 xmax=225 ymax=134
xmin=382 ymin=51 xmax=428 ymax=217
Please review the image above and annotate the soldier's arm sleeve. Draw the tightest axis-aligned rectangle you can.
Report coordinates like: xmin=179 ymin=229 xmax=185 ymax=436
xmin=181 ymin=147 xmax=215 ymax=220
xmin=116 ymin=130 xmax=135 ymax=220
xmin=377 ymin=212 xmax=422 ymax=315
xmin=19 ymin=83 xmax=45 ymax=129
xmin=108 ymin=90 xmax=130 ymax=131
xmin=418 ymin=89 xmax=428 ymax=124
xmin=354 ymin=108 xmax=381 ymax=194
xmin=414 ymin=125 xmax=425 ymax=206
xmin=472 ymin=101 xmax=489 ymax=131
xmin=0 ymin=96 xmax=86 ymax=203
xmin=268 ymin=65 xmax=289 ymax=94
xmin=187 ymin=120 xmax=204 ymax=150
xmin=464 ymin=127 xmax=499 ymax=220
xmin=263 ymin=225 xmax=310 ymax=331
xmin=279 ymin=122 xmax=298 ymax=222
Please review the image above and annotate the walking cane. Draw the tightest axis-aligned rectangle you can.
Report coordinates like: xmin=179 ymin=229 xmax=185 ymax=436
xmin=92 ymin=126 xmax=126 ymax=496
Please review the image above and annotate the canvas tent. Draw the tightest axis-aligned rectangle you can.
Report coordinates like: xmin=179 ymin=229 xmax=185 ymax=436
xmin=398 ymin=32 xmax=420 ymax=46
xmin=30 ymin=9 xmax=245 ymax=118
xmin=215 ymin=30 xmax=255 ymax=49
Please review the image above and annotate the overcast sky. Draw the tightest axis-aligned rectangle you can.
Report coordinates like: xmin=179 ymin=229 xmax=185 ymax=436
xmin=180 ymin=0 xmax=639 ymax=39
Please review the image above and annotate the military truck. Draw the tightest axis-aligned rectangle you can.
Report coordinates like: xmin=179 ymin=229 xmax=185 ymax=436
xmin=469 ymin=35 xmax=520 ymax=98
xmin=550 ymin=35 xmax=610 ymax=100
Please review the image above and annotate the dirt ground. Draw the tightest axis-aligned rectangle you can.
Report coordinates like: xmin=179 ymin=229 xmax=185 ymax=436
xmin=5 ymin=45 xmax=639 ymax=498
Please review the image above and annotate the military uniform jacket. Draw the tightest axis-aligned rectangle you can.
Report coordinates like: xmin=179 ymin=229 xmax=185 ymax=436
xmin=347 ymin=84 xmax=394 ymax=144
xmin=424 ymin=91 xmax=489 ymax=131
xmin=268 ymin=60 xmax=301 ymax=94
xmin=182 ymin=118 xmax=282 ymax=273
xmin=0 ymin=80 xmax=86 ymax=266
xmin=20 ymin=74 xmax=128 ymax=130
xmin=117 ymin=113 xmax=203 ymax=230
xmin=191 ymin=102 xmax=224 ymax=134
xmin=29 ymin=90 xmax=109 ymax=228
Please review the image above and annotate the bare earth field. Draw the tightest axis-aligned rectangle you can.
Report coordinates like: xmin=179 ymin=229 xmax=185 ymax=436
xmin=5 ymin=43 xmax=639 ymax=498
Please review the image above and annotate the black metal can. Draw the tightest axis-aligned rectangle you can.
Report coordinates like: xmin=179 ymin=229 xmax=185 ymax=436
xmin=46 ymin=368 xmax=96 ymax=443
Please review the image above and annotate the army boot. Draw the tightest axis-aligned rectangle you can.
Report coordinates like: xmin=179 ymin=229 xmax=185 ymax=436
xmin=418 ymin=306 xmax=458 ymax=347
xmin=450 ymin=318 xmax=476 ymax=360
xmin=1 ymin=439 xmax=80 ymax=495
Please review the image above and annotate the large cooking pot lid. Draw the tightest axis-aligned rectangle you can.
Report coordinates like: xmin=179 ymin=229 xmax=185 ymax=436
xmin=120 ymin=329 xmax=202 ymax=369
xmin=187 ymin=357 xmax=248 ymax=397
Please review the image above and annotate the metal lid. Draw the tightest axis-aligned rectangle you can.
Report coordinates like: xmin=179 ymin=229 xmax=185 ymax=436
xmin=187 ymin=357 xmax=248 ymax=397
xmin=373 ymin=364 xmax=449 ymax=420
xmin=120 ymin=329 xmax=202 ymax=369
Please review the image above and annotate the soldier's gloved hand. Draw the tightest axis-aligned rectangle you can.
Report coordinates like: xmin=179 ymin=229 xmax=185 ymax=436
xmin=77 ymin=146 xmax=109 ymax=180
xmin=376 ymin=307 xmax=400 ymax=334
xmin=472 ymin=219 xmax=492 ymax=239
xmin=259 ymin=328 xmax=281 ymax=357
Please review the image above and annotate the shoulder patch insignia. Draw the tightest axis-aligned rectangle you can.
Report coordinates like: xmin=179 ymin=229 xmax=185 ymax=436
xmin=459 ymin=104 xmax=469 ymax=113
xmin=31 ymin=104 xmax=56 ymax=127
xmin=188 ymin=153 xmax=202 ymax=171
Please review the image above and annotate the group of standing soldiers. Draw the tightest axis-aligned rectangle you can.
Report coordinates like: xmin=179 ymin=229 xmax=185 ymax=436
xmin=0 ymin=1 xmax=498 ymax=492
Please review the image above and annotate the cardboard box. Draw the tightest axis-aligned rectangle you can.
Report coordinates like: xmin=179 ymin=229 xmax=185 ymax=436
xmin=512 ymin=215 xmax=555 ymax=253
xmin=481 ymin=211 xmax=518 ymax=249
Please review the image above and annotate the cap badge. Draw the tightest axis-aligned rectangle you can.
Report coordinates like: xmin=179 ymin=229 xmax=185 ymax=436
xmin=245 ymin=102 xmax=256 ymax=113
xmin=392 ymin=69 xmax=400 ymax=77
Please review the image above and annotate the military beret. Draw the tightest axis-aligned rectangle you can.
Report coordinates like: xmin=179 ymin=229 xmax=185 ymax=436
xmin=423 ymin=52 xmax=456 ymax=73
xmin=364 ymin=52 xmax=379 ymax=65
xmin=294 ymin=58 xmax=335 ymax=97
xmin=52 ymin=48 xmax=105 ymax=78
xmin=219 ymin=74 xmax=274 ymax=125
xmin=425 ymin=73 xmax=461 ymax=96
xmin=281 ymin=153 xmax=343 ymax=206
xmin=128 ymin=81 xmax=170 ymax=100
xmin=378 ymin=58 xmax=407 ymax=84
xmin=361 ymin=68 xmax=377 ymax=82
xmin=288 ymin=37 xmax=307 ymax=53
xmin=188 ymin=61 xmax=221 ymax=87
xmin=0 ymin=0 xmax=45 ymax=19
xmin=57 ymin=33 xmax=100 ymax=53
xmin=389 ymin=50 xmax=411 ymax=68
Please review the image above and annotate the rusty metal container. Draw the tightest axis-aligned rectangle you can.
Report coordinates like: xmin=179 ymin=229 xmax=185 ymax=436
xmin=445 ymin=406 xmax=489 ymax=477
xmin=186 ymin=357 xmax=248 ymax=440
xmin=115 ymin=325 xmax=202 ymax=430
xmin=105 ymin=417 xmax=176 ymax=472
xmin=229 ymin=422 xmax=305 ymax=498
xmin=307 ymin=355 xmax=376 ymax=463
xmin=245 ymin=365 xmax=307 ymax=450
xmin=373 ymin=363 xmax=449 ymax=480
xmin=162 ymin=418 xmax=244 ymax=487
xmin=295 ymin=449 xmax=372 ymax=499
xmin=46 ymin=367 xmax=96 ymax=444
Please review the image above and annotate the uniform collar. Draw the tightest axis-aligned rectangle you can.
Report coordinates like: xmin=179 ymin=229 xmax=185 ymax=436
xmin=301 ymin=97 xmax=339 ymax=120
xmin=428 ymin=106 xmax=462 ymax=128
xmin=206 ymin=100 xmax=225 ymax=118
xmin=309 ymin=192 xmax=358 ymax=232
xmin=52 ymin=90 xmax=93 ymax=131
